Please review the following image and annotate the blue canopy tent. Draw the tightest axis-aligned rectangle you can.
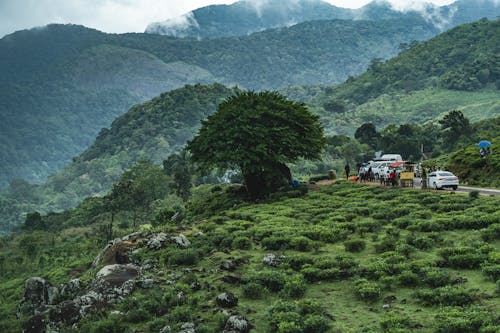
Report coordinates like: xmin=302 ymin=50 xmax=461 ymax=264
xmin=478 ymin=140 xmax=492 ymax=148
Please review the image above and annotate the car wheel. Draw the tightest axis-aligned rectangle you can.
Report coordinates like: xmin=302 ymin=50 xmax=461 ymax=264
xmin=452 ymin=185 xmax=457 ymax=190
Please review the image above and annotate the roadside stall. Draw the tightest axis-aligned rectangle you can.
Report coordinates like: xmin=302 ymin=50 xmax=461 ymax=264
xmin=390 ymin=161 xmax=416 ymax=187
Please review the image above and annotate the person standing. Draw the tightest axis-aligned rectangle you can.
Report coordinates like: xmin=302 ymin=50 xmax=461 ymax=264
xmin=345 ymin=163 xmax=350 ymax=180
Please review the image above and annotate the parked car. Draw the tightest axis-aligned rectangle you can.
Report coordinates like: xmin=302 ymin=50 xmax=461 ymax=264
xmin=372 ymin=161 xmax=392 ymax=179
xmin=427 ymin=171 xmax=459 ymax=190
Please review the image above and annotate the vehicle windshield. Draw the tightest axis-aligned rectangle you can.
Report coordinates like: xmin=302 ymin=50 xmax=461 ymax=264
xmin=438 ymin=172 xmax=454 ymax=177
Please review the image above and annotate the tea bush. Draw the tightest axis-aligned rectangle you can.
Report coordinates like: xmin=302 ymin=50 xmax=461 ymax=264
xmin=303 ymin=315 xmax=330 ymax=333
xmin=343 ymin=238 xmax=366 ymax=252
xmin=242 ymin=282 xmax=266 ymax=299
xmin=353 ymin=279 xmax=382 ymax=302
xmin=231 ymin=236 xmax=252 ymax=250
xmin=423 ymin=268 xmax=453 ymax=288
xmin=282 ymin=276 xmax=307 ymax=298
xmin=247 ymin=270 xmax=286 ymax=292
xmin=414 ymin=286 xmax=475 ymax=306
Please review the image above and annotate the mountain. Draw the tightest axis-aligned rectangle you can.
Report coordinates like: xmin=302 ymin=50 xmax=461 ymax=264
xmin=0 ymin=18 xmax=437 ymax=187
xmin=146 ymin=0 xmax=500 ymax=38
xmin=284 ymin=19 xmax=500 ymax=135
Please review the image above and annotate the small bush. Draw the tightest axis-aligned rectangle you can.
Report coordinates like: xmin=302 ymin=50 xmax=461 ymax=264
xmin=343 ymin=238 xmax=366 ymax=252
xmin=398 ymin=270 xmax=420 ymax=287
xmin=232 ymin=236 xmax=252 ymax=250
xmin=415 ymin=286 xmax=475 ymax=306
xmin=481 ymin=224 xmax=500 ymax=242
xmin=247 ymin=271 xmax=286 ymax=292
xmin=423 ymin=269 xmax=452 ymax=288
xmin=353 ymin=279 xmax=381 ymax=302
xmin=303 ymin=315 xmax=330 ymax=333
xmin=125 ymin=308 xmax=149 ymax=323
xmin=167 ymin=249 xmax=199 ymax=266
xmin=242 ymin=282 xmax=265 ymax=299
xmin=261 ymin=236 xmax=290 ymax=250
xmin=286 ymin=254 xmax=314 ymax=271
xmin=283 ymin=277 xmax=307 ymax=298
xmin=380 ymin=313 xmax=412 ymax=331
xmin=482 ymin=264 xmax=500 ymax=281
xmin=290 ymin=236 xmax=314 ymax=252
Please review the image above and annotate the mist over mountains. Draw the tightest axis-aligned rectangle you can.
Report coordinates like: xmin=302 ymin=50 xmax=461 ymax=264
xmin=146 ymin=0 xmax=500 ymax=38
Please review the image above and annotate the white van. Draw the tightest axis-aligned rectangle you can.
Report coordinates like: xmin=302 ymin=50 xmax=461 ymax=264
xmin=380 ymin=154 xmax=403 ymax=162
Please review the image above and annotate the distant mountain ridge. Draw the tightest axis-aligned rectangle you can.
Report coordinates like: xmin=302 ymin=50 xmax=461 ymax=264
xmin=146 ymin=0 xmax=500 ymax=38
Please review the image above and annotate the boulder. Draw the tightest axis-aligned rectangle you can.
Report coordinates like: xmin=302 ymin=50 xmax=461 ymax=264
xmin=171 ymin=234 xmax=191 ymax=248
xmin=48 ymin=300 xmax=80 ymax=325
xmin=19 ymin=277 xmax=58 ymax=316
xmin=216 ymin=292 xmax=238 ymax=308
xmin=22 ymin=314 xmax=46 ymax=333
xmin=223 ymin=315 xmax=250 ymax=333
xmin=147 ymin=232 xmax=169 ymax=250
xmin=263 ymin=253 xmax=285 ymax=267
xmin=178 ymin=322 xmax=195 ymax=333
xmin=96 ymin=264 xmax=139 ymax=287
xmin=159 ymin=326 xmax=171 ymax=333
xmin=60 ymin=279 xmax=82 ymax=300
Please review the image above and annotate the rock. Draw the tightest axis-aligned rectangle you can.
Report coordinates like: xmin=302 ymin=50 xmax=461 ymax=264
xmin=190 ymin=281 xmax=201 ymax=291
xmin=216 ymin=292 xmax=238 ymax=308
xmin=22 ymin=314 xmax=46 ymax=333
xmin=383 ymin=295 xmax=397 ymax=304
xmin=49 ymin=300 xmax=80 ymax=325
xmin=382 ymin=304 xmax=391 ymax=310
xmin=263 ymin=253 xmax=284 ymax=267
xmin=220 ymin=260 xmax=236 ymax=271
xmin=140 ymin=278 xmax=155 ymax=289
xmin=171 ymin=234 xmax=191 ymax=248
xmin=223 ymin=315 xmax=250 ymax=333
xmin=159 ymin=325 xmax=171 ymax=333
xmin=178 ymin=322 xmax=195 ymax=333
xmin=147 ymin=232 xmax=169 ymax=250
xmin=60 ymin=279 xmax=82 ymax=300
xmin=19 ymin=277 xmax=59 ymax=316
xmin=96 ymin=264 xmax=140 ymax=287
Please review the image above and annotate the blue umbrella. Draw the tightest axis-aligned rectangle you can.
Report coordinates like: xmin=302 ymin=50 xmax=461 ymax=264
xmin=478 ymin=140 xmax=491 ymax=148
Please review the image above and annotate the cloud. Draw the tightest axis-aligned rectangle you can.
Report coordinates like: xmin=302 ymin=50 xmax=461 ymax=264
xmin=0 ymin=0 xmax=235 ymax=37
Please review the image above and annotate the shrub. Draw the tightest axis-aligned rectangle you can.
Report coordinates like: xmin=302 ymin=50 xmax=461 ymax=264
xmin=374 ymin=236 xmax=397 ymax=253
xmin=353 ymin=279 xmax=381 ymax=302
xmin=290 ymin=236 xmax=314 ymax=252
xmin=277 ymin=321 xmax=303 ymax=333
xmin=434 ymin=308 xmax=493 ymax=333
xmin=283 ymin=277 xmax=307 ymax=298
xmin=415 ymin=286 xmax=475 ymax=306
xmin=303 ymin=315 xmax=330 ymax=333
xmin=248 ymin=271 xmax=286 ymax=292
xmin=125 ymin=308 xmax=149 ymax=323
xmin=398 ymin=270 xmax=420 ymax=287
xmin=481 ymin=224 xmax=500 ymax=242
xmin=482 ymin=264 xmax=500 ymax=281
xmin=169 ymin=306 xmax=193 ymax=323
xmin=242 ymin=282 xmax=265 ymax=299
xmin=232 ymin=236 xmax=252 ymax=250
xmin=297 ymin=299 xmax=324 ymax=316
xmin=343 ymin=238 xmax=366 ymax=252
xmin=423 ymin=269 xmax=452 ymax=288
xmin=380 ymin=313 xmax=412 ymax=331
xmin=406 ymin=234 xmax=433 ymax=250
xmin=167 ymin=249 xmax=199 ymax=266
xmin=261 ymin=236 xmax=290 ymax=250
xmin=286 ymin=254 xmax=314 ymax=271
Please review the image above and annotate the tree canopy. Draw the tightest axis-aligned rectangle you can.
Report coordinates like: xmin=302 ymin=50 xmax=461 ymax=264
xmin=187 ymin=91 xmax=326 ymax=197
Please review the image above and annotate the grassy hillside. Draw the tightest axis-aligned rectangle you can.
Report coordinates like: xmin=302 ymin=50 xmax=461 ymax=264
xmin=0 ymin=18 xmax=437 ymax=187
xmin=1 ymin=182 xmax=499 ymax=332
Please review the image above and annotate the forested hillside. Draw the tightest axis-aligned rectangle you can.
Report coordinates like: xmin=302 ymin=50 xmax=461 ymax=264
xmin=0 ymin=18 xmax=437 ymax=187
xmin=0 ymin=84 xmax=236 ymax=233
xmin=286 ymin=19 xmax=500 ymax=135
xmin=146 ymin=0 xmax=500 ymax=38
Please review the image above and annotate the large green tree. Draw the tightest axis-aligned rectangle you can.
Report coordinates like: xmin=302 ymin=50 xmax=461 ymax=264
xmin=187 ymin=91 xmax=326 ymax=198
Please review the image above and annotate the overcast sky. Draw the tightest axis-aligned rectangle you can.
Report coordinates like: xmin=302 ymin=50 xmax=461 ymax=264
xmin=0 ymin=0 xmax=458 ymax=38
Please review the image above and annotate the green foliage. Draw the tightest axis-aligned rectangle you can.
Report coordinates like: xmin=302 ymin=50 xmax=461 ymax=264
xmin=188 ymin=91 xmax=326 ymax=198
xmin=343 ymin=238 xmax=366 ymax=252
xmin=353 ymin=279 xmax=382 ymax=302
